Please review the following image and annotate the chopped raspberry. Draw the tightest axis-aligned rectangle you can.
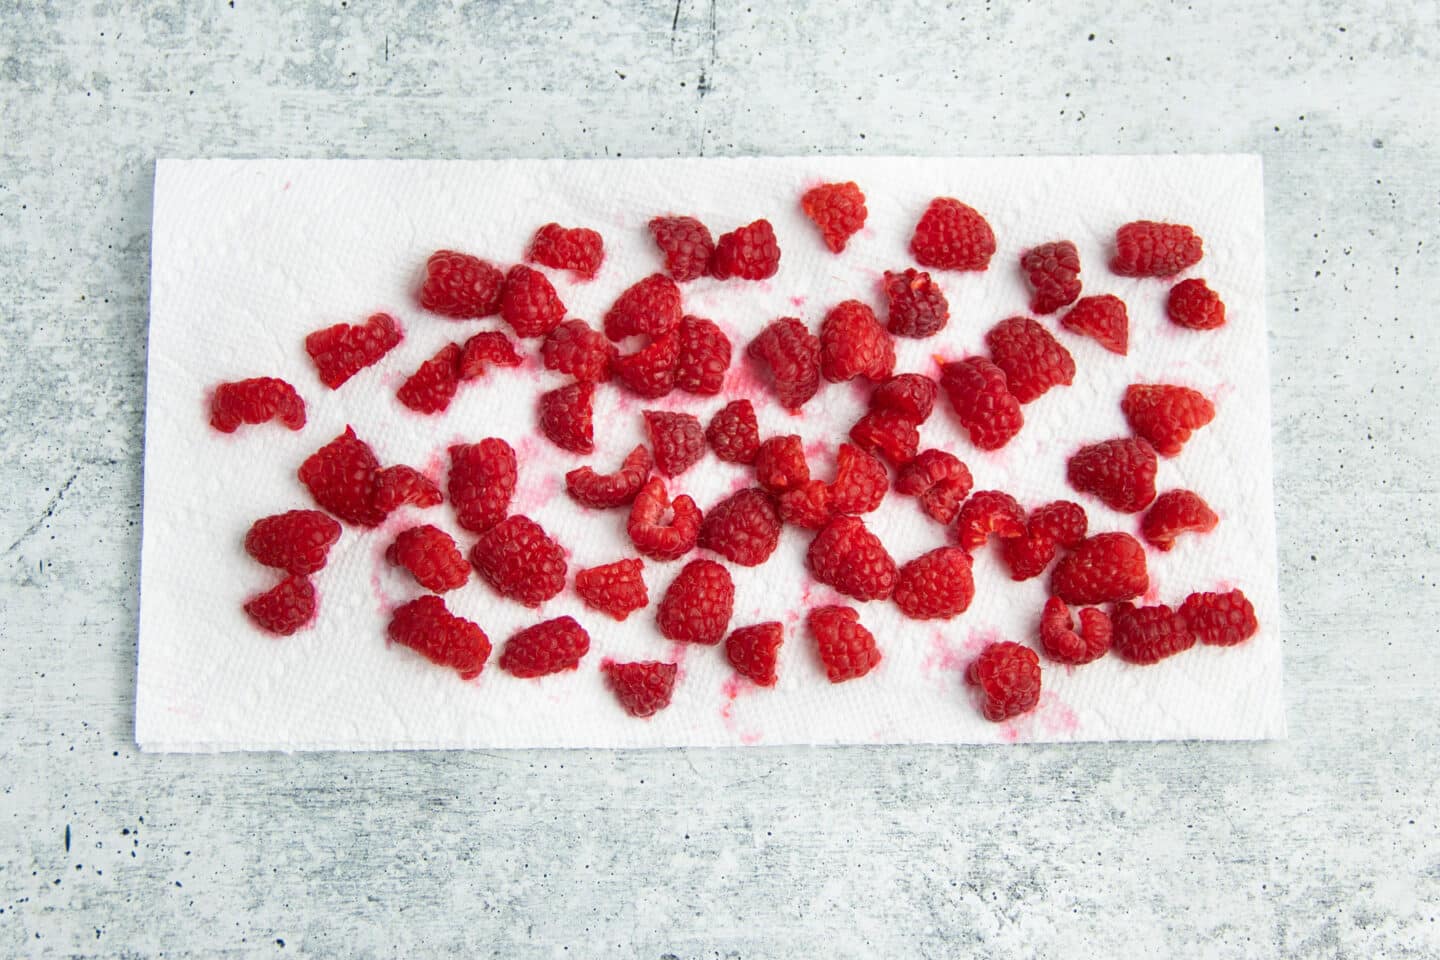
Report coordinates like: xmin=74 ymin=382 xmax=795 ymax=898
xmin=210 ymin=377 xmax=306 ymax=433
xmin=373 ymin=465 xmax=444 ymax=513
xmin=1029 ymin=500 xmax=1088 ymax=548
xmin=657 ymin=559 xmax=735 ymax=645
xmin=848 ymin=410 xmax=920 ymax=467
xmin=644 ymin=410 xmax=706 ymax=477
xmin=499 ymin=616 xmax=592 ymax=678
xmin=527 ymin=223 xmax=604 ymax=280
xmin=612 ymin=331 xmax=680 ymax=399
xmin=819 ymin=300 xmax=896 ymax=384
xmin=828 ymin=444 xmax=888 ymax=515
xmin=244 ymin=510 xmax=342 ymax=575
xmin=1111 ymin=602 xmax=1195 ymax=664
xmin=575 ymin=558 xmax=649 ymax=622
xmin=1061 ymin=295 xmax=1129 ymax=355
xmin=604 ymin=273 xmax=682 ymax=341
xmin=500 ymin=265 xmax=567 ymax=338
xmin=966 ymin=642 xmax=1041 ymax=722
xmin=244 ymin=574 xmax=317 ymax=636
xmin=894 ymin=546 xmax=975 ymax=620
xmin=882 ymin=268 xmax=949 ymax=338
xmin=298 ymin=426 xmax=386 ymax=527
xmin=542 ymin=319 xmax=617 ymax=382
xmin=895 ymin=450 xmax=973 ymax=525
xmin=565 ymin=444 xmax=652 ymax=509
xmin=870 ymin=373 xmax=939 ymax=422
xmin=1111 ymin=221 xmax=1203 ymax=278
xmin=1142 ymin=490 xmax=1219 ymax=552
xmin=458 ymin=330 xmax=523 ymax=379
xmin=984 ymin=317 xmax=1076 ymax=404
xmin=698 ymin=487 xmax=781 ymax=567
xmin=706 ymin=399 xmax=761 ymax=465
xmin=305 ymin=312 xmax=404 ymax=389
xmin=537 ymin=380 xmax=595 ymax=453
xmin=753 ymin=435 xmax=810 ymax=494
xmin=1180 ymin=589 xmax=1258 ymax=647
xmin=806 ymin=515 xmax=897 ymax=602
xmin=603 ymin=660 xmax=677 ymax=718
xmin=909 ymin=197 xmax=996 ymax=272
xmin=1067 ymin=438 xmax=1158 ymax=513
xmin=1122 ymin=384 xmax=1215 ymax=457
xmin=801 ymin=181 xmax=867 ymax=253
xmin=1166 ymin=278 xmax=1226 ymax=330
xmin=1000 ymin=529 xmax=1057 ymax=582
xmin=726 ymin=622 xmax=784 ymax=687
xmin=448 ymin=439 xmax=516 ymax=533
xmin=1020 ymin=241 xmax=1082 ymax=315
xmin=1050 ymin=532 xmax=1148 ymax=606
xmin=955 ymin=490 xmax=1026 ymax=551
xmin=710 ymin=219 xmax=781 ymax=280
xmin=648 ymin=215 xmax=715 ymax=282
xmin=396 ymin=343 xmax=462 ymax=414
xmin=419 ymin=250 xmax=505 ymax=319
xmin=777 ymin=480 xmax=833 ymax=529
xmin=746 ymin=317 xmax=821 ymax=410
xmin=808 ymin=605 xmax=882 ymax=683
xmin=1038 ymin=596 xmax=1111 ymax=665
xmin=627 ymin=476 xmax=702 ymax=561
xmin=387 ymin=594 xmax=491 ymax=680
xmin=386 ymin=524 xmax=470 ymax=593
xmin=939 ymin=357 xmax=1024 ymax=450
xmin=469 ymin=515 xmax=567 ymax=608
xmin=673 ymin=314 xmax=732 ymax=396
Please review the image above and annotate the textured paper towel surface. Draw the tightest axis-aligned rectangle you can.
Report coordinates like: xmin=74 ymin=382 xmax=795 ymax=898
xmin=137 ymin=155 xmax=1281 ymax=751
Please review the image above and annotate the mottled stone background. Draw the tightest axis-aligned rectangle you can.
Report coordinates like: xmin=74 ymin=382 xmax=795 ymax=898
xmin=1 ymin=2 xmax=1435 ymax=957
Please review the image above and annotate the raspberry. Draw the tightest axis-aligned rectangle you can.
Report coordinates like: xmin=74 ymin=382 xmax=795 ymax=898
xmin=746 ymin=317 xmax=820 ymax=410
xmin=753 ymin=435 xmax=810 ymax=494
xmin=575 ymin=558 xmax=649 ymax=622
xmin=1067 ymin=438 xmax=1158 ymax=513
xmin=298 ymin=427 xmax=386 ymax=527
xmin=499 ymin=616 xmax=592 ymax=678
xmin=419 ymin=250 xmax=505 ymax=319
xmin=894 ymin=546 xmax=975 ymax=620
xmin=603 ymin=660 xmax=677 ymax=718
xmin=909 ymin=197 xmax=996 ymax=272
xmin=1111 ymin=602 xmax=1195 ymax=665
xmin=819 ymin=300 xmax=895 ymax=384
xmin=777 ymin=480 xmax=833 ymax=529
xmin=627 ymin=476 xmax=702 ymax=561
xmin=648 ymin=215 xmax=715 ymax=282
xmin=542 ymin=319 xmax=617 ymax=383
xmin=1000 ymin=530 xmax=1057 ymax=582
xmin=612 ymin=331 xmax=679 ymax=399
xmin=644 ymin=410 xmax=706 ymax=477
xmin=1166 ymin=278 xmax=1226 ymax=330
xmin=828 ymin=444 xmax=888 ymax=515
xmin=1061 ymin=295 xmax=1129 ymax=355
xmin=698 ymin=487 xmax=781 ymax=567
xmin=870 ymin=373 xmax=939 ymax=422
xmin=955 ymin=490 xmax=1026 ymax=551
xmin=458 ymin=330 xmax=523 ymax=379
xmin=396 ymin=343 xmax=461 ymax=414
xmin=1180 ymin=589 xmax=1258 ymax=647
xmin=939 ymin=357 xmax=1024 ymax=450
xmin=674 ymin=314 xmax=732 ymax=395
xmin=387 ymin=595 xmax=491 ymax=680
xmin=210 ymin=377 xmax=306 ymax=433
xmin=604 ymin=273 xmax=682 ymax=341
xmin=537 ymin=380 xmax=595 ymax=453
xmin=984 ymin=316 xmax=1076 ymax=404
xmin=1020 ymin=241 xmax=1083 ymax=315
xmin=386 ymin=524 xmax=470 ymax=592
xmin=706 ymin=399 xmax=761 ymax=465
xmin=710 ymin=219 xmax=781 ymax=280
xmin=500 ymin=264 xmax=567 ymax=338
xmin=244 ymin=574 xmax=317 ymax=636
xmin=848 ymin=410 xmax=920 ymax=467
xmin=1111 ymin=221 xmax=1203 ymax=278
xmin=657 ymin=559 xmax=735 ymax=645
xmin=448 ymin=439 xmax=516 ymax=533
xmin=244 ymin=510 xmax=342 ymax=575
xmin=565 ymin=444 xmax=652 ymax=509
xmin=373 ymin=465 xmax=444 ymax=512
xmin=808 ymin=606 xmax=882 ymax=683
xmin=895 ymin=450 xmax=973 ymax=525
xmin=1029 ymin=500 xmax=1089 ymax=548
xmin=726 ymin=622 xmax=784 ymax=686
xmin=1050 ymin=532 xmax=1148 ymax=606
xmin=1122 ymin=384 xmax=1216 ymax=457
xmin=801 ymin=181 xmax=867 ymax=253
xmin=966 ymin=642 xmax=1041 ymax=722
xmin=1038 ymin=597 xmax=1111 ymax=665
xmin=305 ymin=312 xmax=404 ymax=389
xmin=1142 ymin=490 xmax=1219 ymax=552
xmin=806 ymin=515 xmax=897 ymax=602
xmin=882 ymin=268 xmax=949 ymax=338
xmin=527 ymin=223 xmax=604 ymax=280
xmin=469 ymin=515 xmax=567 ymax=608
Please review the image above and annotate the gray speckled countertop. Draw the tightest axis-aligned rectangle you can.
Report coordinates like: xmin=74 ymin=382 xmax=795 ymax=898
xmin=1 ymin=2 xmax=1436 ymax=957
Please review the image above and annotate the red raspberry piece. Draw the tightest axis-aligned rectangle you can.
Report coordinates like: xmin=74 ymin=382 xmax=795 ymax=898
xmin=500 ymin=265 xmax=567 ymax=338
xmin=1067 ymin=438 xmax=1158 ymax=513
xmin=419 ymin=250 xmax=505 ymax=319
xmin=527 ymin=223 xmax=604 ymax=280
xmin=939 ymin=357 xmax=1024 ymax=450
xmin=806 ymin=515 xmax=897 ymax=602
xmin=828 ymin=444 xmax=888 ymax=515
xmin=801 ymin=181 xmax=867 ymax=253
xmin=895 ymin=450 xmax=973 ymax=525
xmin=565 ymin=444 xmax=652 ymax=509
xmin=894 ymin=546 xmax=975 ymax=620
xmin=612 ymin=331 xmax=680 ymax=399
xmin=1111 ymin=221 xmax=1203 ymax=278
xmin=725 ymin=622 xmax=784 ymax=687
xmin=210 ymin=377 xmax=306 ymax=433
xmin=706 ymin=399 xmax=761 ymax=465
xmin=386 ymin=524 xmax=470 ymax=592
xmin=1038 ymin=597 xmax=1111 ymax=665
xmin=648 ymin=215 xmax=715 ymax=282
xmin=673 ymin=314 xmax=732 ymax=395
xmin=448 ymin=439 xmax=516 ymax=533
xmin=1142 ymin=490 xmax=1219 ymax=552
xmin=575 ymin=558 xmax=649 ymax=622
xmin=396 ymin=343 xmax=462 ymax=414
xmin=643 ymin=410 xmax=706 ymax=477
xmin=1020 ymin=241 xmax=1082 ymax=315
xmin=305 ymin=312 xmax=404 ymax=389
xmin=603 ymin=660 xmax=677 ymax=718
xmin=1050 ymin=532 xmax=1148 ymax=606
xmin=537 ymin=380 xmax=595 ymax=453
xmin=746 ymin=317 xmax=821 ymax=410
xmin=966 ymin=642 xmax=1041 ymax=721
xmin=808 ymin=605 xmax=882 ymax=683
xmin=820 ymin=300 xmax=896 ymax=384
xmin=458 ymin=330 xmax=523 ymax=380
xmin=698 ymin=487 xmax=781 ymax=567
xmin=542 ymin=319 xmax=617 ymax=383
xmin=870 ymin=373 xmax=938 ymax=422
xmin=1111 ymin=601 xmax=1195 ymax=664
xmin=1030 ymin=500 xmax=1088 ymax=548
xmin=710 ymin=219 xmax=781 ymax=280
xmin=1000 ymin=530 xmax=1057 ymax=582
xmin=848 ymin=410 xmax=920 ymax=467
xmin=373 ymin=465 xmax=443 ymax=512
xmin=910 ymin=197 xmax=996 ymax=272
xmin=298 ymin=426 xmax=386 ymax=527
xmin=1061 ymin=295 xmax=1129 ymax=355
xmin=984 ymin=317 xmax=1076 ymax=404
xmin=753 ymin=435 xmax=810 ymax=494
xmin=244 ymin=510 xmax=342 ymax=575
xmin=955 ymin=490 xmax=1026 ymax=551
xmin=657 ymin=559 xmax=735 ymax=645
xmin=469 ymin=515 xmax=567 ymax=608
xmin=604 ymin=273 xmax=682 ymax=341
xmin=1180 ymin=589 xmax=1258 ymax=647
xmin=1122 ymin=383 xmax=1216 ymax=457
xmin=499 ymin=616 xmax=592 ymax=678
xmin=777 ymin=480 xmax=833 ymax=529
xmin=882 ymin=268 xmax=949 ymax=338
xmin=627 ymin=476 xmax=702 ymax=561
xmin=1166 ymin=278 xmax=1226 ymax=330
xmin=244 ymin=574 xmax=317 ymax=636
xmin=387 ymin=594 xmax=491 ymax=679
xmin=1001 ymin=501 xmax=1086 ymax=582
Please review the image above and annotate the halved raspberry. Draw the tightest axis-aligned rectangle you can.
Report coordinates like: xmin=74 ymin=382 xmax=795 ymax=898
xmin=848 ymin=410 xmax=920 ymax=467
xmin=939 ymin=357 xmax=1024 ymax=450
xmin=396 ymin=343 xmax=461 ymax=414
xmin=883 ymin=268 xmax=949 ymax=338
xmin=806 ymin=515 xmax=897 ymax=602
xmin=706 ymin=399 xmax=761 ymax=465
xmin=298 ymin=426 xmax=386 ymax=527
xmin=458 ymin=331 xmax=523 ymax=379
xmin=575 ymin=558 xmax=649 ymax=622
xmin=698 ymin=487 xmax=781 ymax=567
xmin=448 ymin=439 xmax=516 ymax=533
xmin=538 ymin=381 xmax=595 ymax=453
xmin=985 ymin=317 xmax=1076 ymax=404
xmin=210 ymin=377 xmax=306 ymax=433
xmin=603 ymin=660 xmax=677 ymax=717
xmin=870 ymin=373 xmax=939 ymax=422
xmin=1142 ymin=490 xmax=1219 ymax=552
xmin=1111 ymin=221 xmax=1203 ymax=278
xmin=710 ymin=219 xmax=780 ymax=280
xmin=604 ymin=274 xmax=682 ymax=341
xmin=820 ymin=300 xmax=895 ymax=384
xmin=500 ymin=265 xmax=567 ymax=338
xmin=386 ymin=524 xmax=470 ymax=592
xmin=649 ymin=215 xmax=715 ymax=282
xmin=777 ymin=480 xmax=833 ymax=529
xmin=726 ymin=622 xmax=784 ymax=687
xmin=499 ymin=616 xmax=592 ymax=678
xmin=305 ymin=312 xmax=404 ymax=389
xmin=1167 ymin=278 xmax=1226 ymax=330
xmin=627 ymin=476 xmax=702 ymax=561
xmin=895 ymin=450 xmax=973 ymax=525
xmin=1050 ymin=532 xmax=1148 ymax=606
xmin=612 ymin=331 xmax=679 ymax=399
xmin=801 ymin=181 xmax=867 ymax=253
xmin=469 ymin=515 xmax=567 ymax=608
xmin=1029 ymin=500 xmax=1088 ymax=548
xmin=894 ymin=546 xmax=975 ymax=620
xmin=674 ymin=314 xmax=732 ymax=395
xmin=910 ymin=197 xmax=996 ymax=271
xmin=419 ymin=250 xmax=505 ymax=319
xmin=243 ymin=574 xmax=317 ymax=636
xmin=1000 ymin=529 xmax=1057 ymax=582
xmin=1038 ymin=596 xmax=1111 ymax=665
xmin=1122 ymin=384 xmax=1216 ymax=457
xmin=1021 ymin=240 xmax=1082 ymax=314
xmin=1002 ymin=501 xmax=1086 ymax=581
xmin=1061 ymin=295 xmax=1128 ymax=355
xmin=747 ymin=317 xmax=821 ymax=410
xmin=565 ymin=444 xmax=652 ymax=509
xmin=542 ymin=319 xmax=617 ymax=382
xmin=1067 ymin=438 xmax=1158 ymax=513
xmin=828 ymin=444 xmax=888 ymax=515
xmin=808 ymin=605 xmax=882 ymax=683
xmin=527 ymin=223 xmax=604 ymax=280
xmin=644 ymin=410 xmax=706 ymax=477
xmin=657 ymin=559 xmax=735 ymax=645
xmin=1180 ymin=590 xmax=1258 ymax=647
xmin=244 ymin=510 xmax=342 ymax=576
xmin=387 ymin=594 xmax=491 ymax=679
xmin=372 ymin=465 xmax=444 ymax=513
xmin=753 ymin=435 xmax=810 ymax=493
xmin=966 ymin=642 xmax=1041 ymax=721
xmin=955 ymin=490 xmax=1026 ymax=551
xmin=1111 ymin=602 xmax=1195 ymax=664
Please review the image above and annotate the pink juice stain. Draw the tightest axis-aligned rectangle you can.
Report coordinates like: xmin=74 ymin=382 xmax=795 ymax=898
xmin=722 ymin=356 xmax=767 ymax=398
xmin=789 ymin=295 xmax=807 ymax=310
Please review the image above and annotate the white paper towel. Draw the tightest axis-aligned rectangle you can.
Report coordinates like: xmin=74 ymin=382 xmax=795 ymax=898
xmin=137 ymin=155 xmax=1283 ymax=751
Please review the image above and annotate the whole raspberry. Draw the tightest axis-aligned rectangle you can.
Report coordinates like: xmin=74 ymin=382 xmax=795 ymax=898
xmin=1142 ymin=490 xmax=1219 ymax=552
xmin=1122 ymin=384 xmax=1215 ymax=457
xmin=604 ymin=273 xmax=682 ymax=341
xmin=627 ymin=476 xmax=702 ymax=561
xmin=1111 ymin=221 xmax=1203 ymax=278
xmin=603 ymin=660 xmax=678 ymax=718
xmin=699 ymin=487 xmax=781 ymax=567
xmin=777 ymin=480 xmax=833 ymax=529
xmin=210 ymin=377 xmax=306 ymax=433
xmin=955 ymin=490 xmax=1026 ymax=552
xmin=373 ymin=465 xmax=444 ymax=513
xmin=448 ymin=439 xmax=516 ymax=533
xmin=500 ymin=264 xmax=567 ymax=338
xmin=966 ymin=642 xmax=1041 ymax=722
xmin=726 ymin=622 xmax=784 ymax=686
xmin=710 ymin=219 xmax=781 ymax=280
xmin=828 ymin=444 xmax=888 ymax=515
xmin=386 ymin=524 xmax=470 ymax=592
xmin=469 ymin=515 xmax=567 ymax=608
xmin=939 ymin=357 xmax=1024 ymax=450
xmin=801 ymin=181 xmax=867 ymax=253
xmin=1000 ymin=529 xmax=1057 ymax=582
xmin=894 ymin=546 xmax=975 ymax=620
xmin=806 ymin=515 xmax=897 ymax=602
xmin=1050 ymin=532 xmax=1148 ymax=606
xmin=1180 ymin=589 xmax=1258 ymax=647
xmin=612 ymin=331 xmax=680 ymax=399
xmin=657 ymin=559 xmax=735 ymax=645
xmin=895 ymin=449 xmax=973 ymax=525
xmin=1067 ymin=438 xmax=1158 ymax=513
xmin=396 ymin=343 xmax=461 ymax=414
xmin=458 ymin=330 xmax=523 ymax=379
xmin=1029 ymin=500 xmax=1088 ymax=548
xmin=673 ymin=314 xmax=732 ymax=395
xmin=499 ymin=616 xmax=592 ymax=678
xmin=747 ymin=317 xmax=821 ymax=410
xmin=1021 ymin=241 xmax=1083 ymax=314
xmin=527 ymin=223 xmax=605 ymax=280
xmin=753 ymin=435 xmax=810 ymax=494
xmin=1061 ymin=295 xmax=1129 ymax=355
xmin=565 ymin=444 xmax=652 ymax=509
xmin=820 ymin=300 xmax=896 ymax=384
xmin=883 ymin=268 xmax=949 ymax=338
xmin=243 ymin=574 xmax=318 ymax=636
xmin=538 ymin=380 xmax=595 ymax=453
xmin=543 ymin=319 xmax=617 ymax=383
xmin=1111 ymin=602 xmax=1195 ymax=664
xmin=870 ymin=373 xmax=939 ymax=422
xmin=298 ymin=427 xmax=386 ymax=527
xmin=1038 ymin=597 xmax=1111 ymax=665
xmin=909 ymin=197 xmax=996 ymax=272
xmin=387 ymin=594 xmax=491 ymax=679
xmin=644 ymin=410 xmax=706 ymax=477
xmin=649 ymin=215 xmax=715 ymax=282
xmin=1166 ymin=278 xmax=1226 ymax=330
xmin=984 ymin=317 xmax=1076 ymax=404
xmin=808 ymin=606 xmax=882 ymax=683
xmin=575 ymin=558 xmax=649 ymax=621
xmin=244 ymin=510 xmax=342 ymax=575
xmin=419 ymin=250 xmax=505 ymax=319
xmin=848 ymin=410 xmax=920 ymax=467
xmin=706 ymin=399 xmax=761 ymax=465
xmin=305 ymin=312 xmax=404 ymax=389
